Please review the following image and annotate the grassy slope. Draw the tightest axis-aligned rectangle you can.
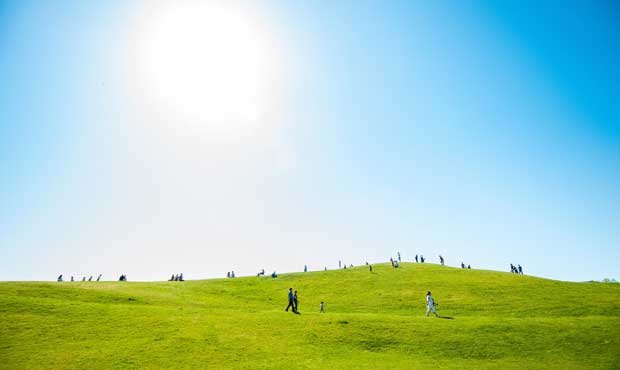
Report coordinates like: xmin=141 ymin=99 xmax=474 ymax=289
xmin=1 ymin=263 xmax=619 ymax=370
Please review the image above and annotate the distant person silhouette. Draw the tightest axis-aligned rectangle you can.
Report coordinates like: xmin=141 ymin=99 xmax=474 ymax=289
xmin=179 ymin=273 xmax=184 ymax=281
xmin=420 ymin=256 xmax=425 ymax=263
xmin=82 ymin=277 xmax=86 ymax=282
xmin=415 ymin=254 xmax=419 ymax=263
xmin=461 ymin=262 xmax=465 ymax=269
xmin=467 ymin=265 xmax=471 ymax=269
xmin=285 ymin=288 xmax=295 ymax=312
xmin=426 ymin=291 xmax=439 ymax=317
xmin=169 ymin=274 xmax=175 ymax=281
xmin=320 ymin=301 xmax=325 ymax=313
xmin=369 ymin=264 xmax=373 ymax=272
xmin=227 ymin=272 xmax=230 ymax=278
xmin=439 ymin=255 xmax=444 ymax=266
xmin=518 ymin=265 xmax=523 ymax=274
xmin=272 ymin=271 xmax=277 ymax=278
xmin=96 ymin=274 xmax=102 ymax=282
xmin=397 ymin=252 xmax=401 ymax=262
xmin=293 ymin=290 xmax=299 ymax=313
xmin=70 ymin=276 xmax=74 ymax=282
xmin=88 ymin=276 xmax=93 ymax=282
xmin=339 ymin=260 xmax=342 ymax=269
xmin=57 ymin=275 xmax=63 ymax=282
xmin=304 ymin=265 xmax=307 ymax=273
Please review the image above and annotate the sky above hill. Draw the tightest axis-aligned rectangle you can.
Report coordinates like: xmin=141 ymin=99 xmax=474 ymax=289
xmin=1 ymin=0 xmax=618 ymax=281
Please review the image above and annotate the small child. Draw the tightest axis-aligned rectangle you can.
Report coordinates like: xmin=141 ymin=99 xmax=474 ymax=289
xmin=320 ymin=301 xmax=325 ymax=313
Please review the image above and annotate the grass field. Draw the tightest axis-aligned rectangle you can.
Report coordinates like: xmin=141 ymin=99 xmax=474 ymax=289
xmin=1 ymin=263 xmax=619 ymax=369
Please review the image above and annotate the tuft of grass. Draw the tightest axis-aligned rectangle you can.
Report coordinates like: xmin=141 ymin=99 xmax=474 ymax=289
xmin=1 ymin=263 xmax=619 ymax=369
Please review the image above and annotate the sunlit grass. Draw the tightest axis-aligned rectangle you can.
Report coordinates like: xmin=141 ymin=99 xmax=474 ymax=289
xmin=1 ymin=263 xmax=619 ymax=369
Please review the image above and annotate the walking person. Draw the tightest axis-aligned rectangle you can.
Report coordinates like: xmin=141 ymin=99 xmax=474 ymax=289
xmin=285 ymin=288 xmax=295 ymax=312
xmin=293 ymin=290 xmax=299 ymax=313
xmin=426 ymin=291 xmax=439 ymax=317
xmin=415 ymin=254 xmax=419 ymax=263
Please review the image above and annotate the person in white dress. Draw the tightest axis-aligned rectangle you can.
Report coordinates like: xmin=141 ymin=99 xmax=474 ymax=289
xmin=426 ymin=291 xmax=439 ymax=317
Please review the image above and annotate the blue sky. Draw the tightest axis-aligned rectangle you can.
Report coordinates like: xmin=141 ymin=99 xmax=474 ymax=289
xmin=1 ymin=0 xmax=618 ymax=281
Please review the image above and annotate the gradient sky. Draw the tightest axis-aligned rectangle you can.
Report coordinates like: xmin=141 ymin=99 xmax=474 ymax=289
xmin=1 ymin=0 xmax=618 ymax=282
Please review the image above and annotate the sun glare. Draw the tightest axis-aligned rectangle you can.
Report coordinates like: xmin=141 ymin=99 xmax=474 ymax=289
xmin=124 ymin=1 xmax=276 ymax=133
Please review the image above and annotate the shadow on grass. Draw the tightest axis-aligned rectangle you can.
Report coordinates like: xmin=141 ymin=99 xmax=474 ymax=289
xmin=438 ymin=316 xmax=454 ymax=320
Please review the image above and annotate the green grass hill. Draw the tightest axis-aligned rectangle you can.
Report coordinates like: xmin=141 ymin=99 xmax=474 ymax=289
xmin=1 ymin=263 xmax=619 ymax=369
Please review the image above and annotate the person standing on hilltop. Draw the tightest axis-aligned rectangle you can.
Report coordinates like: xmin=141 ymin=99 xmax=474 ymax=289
xmin=426 ymin=291 xmax=439 ymax=317
xmin=439 ymin=255 xmax=444 ymax=266
xmin=285 ymin=288 xmax=295 ymax=312
xmin=415 ymin=254 xmax=419 ymax=263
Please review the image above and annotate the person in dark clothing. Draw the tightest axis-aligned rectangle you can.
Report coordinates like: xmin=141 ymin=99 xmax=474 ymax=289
xmin=96 ymin=274 xmax=102 ymax=282
xmin=293 ymin=291 xmax=299 ymax=313
xmin=461 ymin=262 xmax=465 ymax=269
xmin=369 ymin=264 xmax=373 ymax=272
xmin=518 ymin=265 xmax=523 ymax=274
xmin=88 ymin=276 xmax=93 ymax=281
xmin=415 ymin=254 xmax=419 ymax=263
xmin=169 ymin=274 xmax=175 ymax=281
xmin=57 ymin=275 xmax=63 ymax=282
xmin=179 ymin=273 xmax=184 ymax=281
xmin=285 ymin=288 xmax=295 ymax=312
xmin=468 ymin=264 xmax=471 ymax=269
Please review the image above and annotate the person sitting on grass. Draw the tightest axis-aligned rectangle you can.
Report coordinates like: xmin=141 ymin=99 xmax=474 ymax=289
xmin=285 ymin=288 xmax=295 ymax=312
xmin=426 ymin=291 xmax=439 ymax=317
xmin=271 ymin=271 xmax=278 ymax=278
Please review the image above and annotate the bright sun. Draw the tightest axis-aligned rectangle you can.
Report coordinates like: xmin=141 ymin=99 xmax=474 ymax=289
xmin=125 ymin=1 xmax=276 ymax=133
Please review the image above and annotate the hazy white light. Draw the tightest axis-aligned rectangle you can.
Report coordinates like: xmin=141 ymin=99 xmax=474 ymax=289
xmin=124 ymin=1 xmax=276 ymax=134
